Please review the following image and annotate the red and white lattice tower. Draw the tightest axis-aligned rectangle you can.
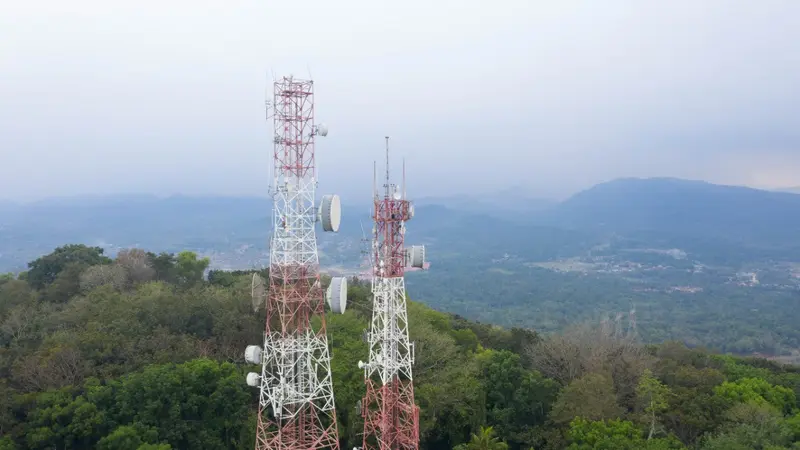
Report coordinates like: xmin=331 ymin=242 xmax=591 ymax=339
xmin=244 ymin=75 xmax=344 ymax=450
xmin=357 ymin=137 xmax=426 ymax=450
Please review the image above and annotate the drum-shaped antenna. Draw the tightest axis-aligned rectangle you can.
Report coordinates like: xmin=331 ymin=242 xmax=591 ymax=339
xmin=244 ymin=345 xmax=263 ymax=365
xmin=246 ymin=372 xmax=260 ymax=387
xmin=319 ymin=194 xmax=341 ymax=232
xmin=325 ymin=276 xmax=348 ymax=314
xmin=409 ymin=245 xmax=426 ymax=269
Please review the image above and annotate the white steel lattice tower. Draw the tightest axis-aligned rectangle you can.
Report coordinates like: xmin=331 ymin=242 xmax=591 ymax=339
xmin=358 ymin=137 xmax=427 ymax=450
xmin=244 ymin=75 xmax=343 ymax=450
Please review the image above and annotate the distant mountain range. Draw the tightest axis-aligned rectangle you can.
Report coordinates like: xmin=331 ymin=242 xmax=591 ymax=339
xmin=404 ymin=178 xmax=800 ymax=263
xmin=778 ymin=186 xmax=800 ymax=195
xmin=415 ymin=187 xmax=555 ymax=221
xmin=539 ymin=177 xmax=800 ymax=251
xmin=4 ymin=177 xmax=800 ymax=271
xmin=5 ymin=178 xmax=800 ymax=353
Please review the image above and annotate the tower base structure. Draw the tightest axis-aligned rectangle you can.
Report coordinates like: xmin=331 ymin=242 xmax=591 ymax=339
xmin=361 ymin=378 xmax=420 ymax=450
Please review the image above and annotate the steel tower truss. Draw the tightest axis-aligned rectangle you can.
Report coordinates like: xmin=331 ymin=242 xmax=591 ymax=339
xmin=253 ymin=76 xmax=340 ymax=450
xmin=359 ymin=138 xmax=420 ymax=450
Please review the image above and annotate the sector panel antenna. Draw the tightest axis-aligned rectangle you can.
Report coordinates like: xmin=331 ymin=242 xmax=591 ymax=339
xmin=319 ymin=194 xmax=342 ymax=232
xmin=251 ymin=273 xmax=266 ymax=312
xmin=326 ymin=276 xmax=348 ymax=314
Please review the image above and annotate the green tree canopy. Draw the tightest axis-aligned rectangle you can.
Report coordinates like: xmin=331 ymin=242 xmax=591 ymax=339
xmin=566 ymin=418 xmax=686 ymax=450
xmin=26 ymin=244 xmax=111 ymax=290
xmin=454 ymin=426 xmax=509 ymax=450
xmin=714 ymin=377 xmax=797 ymax=415
xmin=174 ymin=251 xmax=210 ymax=286
xmin=550 ymin=372 xmax=623 ymax=425
xmin=477 ymin=349 xmax=558 ymax=448
xmin=637 ymin=368 xmax=672 ymax=439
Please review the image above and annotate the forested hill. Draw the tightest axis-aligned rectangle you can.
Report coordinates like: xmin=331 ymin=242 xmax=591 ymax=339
xmin=1 ymin=244 xmax=800 ymax=449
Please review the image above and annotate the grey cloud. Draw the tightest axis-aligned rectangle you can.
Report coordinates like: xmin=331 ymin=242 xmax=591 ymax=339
xmin=1 ymin=0 xmax=799 ymax=201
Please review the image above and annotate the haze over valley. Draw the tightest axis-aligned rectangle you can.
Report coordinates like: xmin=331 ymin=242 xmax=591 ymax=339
xmin=3 ymin=177 xmax=800 ymax=360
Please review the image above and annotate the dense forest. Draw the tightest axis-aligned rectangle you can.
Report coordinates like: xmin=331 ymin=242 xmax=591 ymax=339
xmin=1 ymin=244 xmax=799 ymax=449
xmin=5 ymin=189 xmax=800 ymax=358
xmin=407 ymin=263 xmax=800 ymax=357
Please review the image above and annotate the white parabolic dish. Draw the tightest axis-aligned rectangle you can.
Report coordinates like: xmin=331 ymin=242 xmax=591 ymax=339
xmin=326 ymin=276 xmax=348 ymax=314
xmin=320 ymin=194 xmax=341 ymax=233
xmin=246 ymin=372 xmax=260 ymax=387
xmin=244 ymin=345 xmax=262 ymax=365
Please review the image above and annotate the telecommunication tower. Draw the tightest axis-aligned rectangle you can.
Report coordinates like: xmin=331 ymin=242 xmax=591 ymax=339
xmin=244 ymin=75 xmax=348 ymax=450
xmin=357 ymin=137 xmax=426 ymax=450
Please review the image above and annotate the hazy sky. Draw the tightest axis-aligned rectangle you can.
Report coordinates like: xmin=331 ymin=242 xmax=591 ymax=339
xmin=1 ymin=1 xmax=799 ymax=203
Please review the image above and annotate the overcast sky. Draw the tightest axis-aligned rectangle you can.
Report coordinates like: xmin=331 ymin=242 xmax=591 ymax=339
xmin=1 ymin=1 xmax=799 ymax=203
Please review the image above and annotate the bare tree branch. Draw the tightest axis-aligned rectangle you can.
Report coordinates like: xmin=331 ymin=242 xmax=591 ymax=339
xmin=115 ymin=248 xmax=156 ymax=286
xmin=80 ymin=264 xmax=128 ymax=291
xmin=526 ymin=319 xmax=652 ymax=394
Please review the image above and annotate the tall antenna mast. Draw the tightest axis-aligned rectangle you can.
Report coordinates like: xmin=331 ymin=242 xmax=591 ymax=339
xmin=402 ymin=158 xmax=406 ymax=200
xmin=384 ymin=136 xmax=392 ymax=195
xmin=244 ymin=75 xmax=347 ymax=450
xmin=357 ymin=136 xmax=428 ymax=450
